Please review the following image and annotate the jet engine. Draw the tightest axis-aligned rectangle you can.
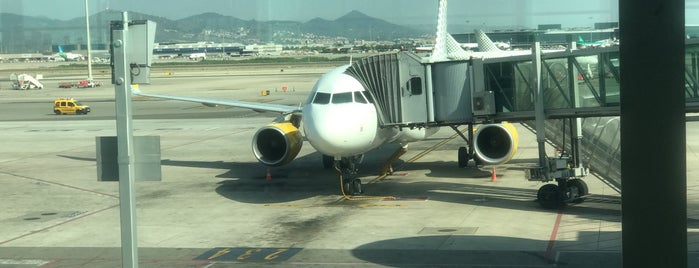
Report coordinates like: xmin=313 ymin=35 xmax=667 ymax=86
xmin=473 ymin=122 xmax=519 ymax=165
xmin=252 ymin=122 xmax=303 ymax=166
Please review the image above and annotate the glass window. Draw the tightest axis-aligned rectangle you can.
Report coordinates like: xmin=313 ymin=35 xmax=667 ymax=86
xmin=312 ymin=92 xmax=331 ymax=104
xmin=408 ymin=77 xmax=422 ymax=95
xmin=331 ymin=92 xmax=353 ymax=104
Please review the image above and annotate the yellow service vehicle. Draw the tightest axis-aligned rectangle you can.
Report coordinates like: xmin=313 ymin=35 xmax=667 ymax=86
xmin=53 ymin=98 xmax=90 ymax=115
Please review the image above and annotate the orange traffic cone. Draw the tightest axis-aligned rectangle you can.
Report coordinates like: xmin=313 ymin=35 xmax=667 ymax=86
xmin=491 ymin=167 xmax=497 ymax=182
xmin=266 ymin=168 xmax=272 ymax=181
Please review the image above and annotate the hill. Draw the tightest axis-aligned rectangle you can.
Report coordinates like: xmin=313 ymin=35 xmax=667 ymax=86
xmin=0 ymin=10 xmax=429 ymax=53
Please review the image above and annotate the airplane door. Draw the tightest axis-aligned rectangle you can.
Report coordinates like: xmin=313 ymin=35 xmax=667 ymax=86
xmin=398 ymin=53 xmax=428 ymax=124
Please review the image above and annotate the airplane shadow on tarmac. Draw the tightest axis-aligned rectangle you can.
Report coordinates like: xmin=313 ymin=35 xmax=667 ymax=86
xmin=350 ymin=235 xmax=625 ymax=268
xmin=57 ymin=147 xmax=626 ymax=224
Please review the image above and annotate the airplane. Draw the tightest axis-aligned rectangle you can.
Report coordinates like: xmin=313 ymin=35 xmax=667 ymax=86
xmin=189 ymin=52 xmax=207 ymax=60
xmin=130 ymin=0 xmax=520 ymax=195
xmin=57 ymin=45 xmax=84 ymax=61
xmin=577 ymin=36 xmax=614 ymax=48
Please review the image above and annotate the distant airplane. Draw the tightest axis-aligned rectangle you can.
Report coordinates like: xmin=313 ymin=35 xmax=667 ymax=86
xmin=57 ymin=45 xmax=84 ymax=61
xmin=188 ymin=52 xmax=206 ymax=60
xmin=577 ymin=36 xmax=614 ymax=48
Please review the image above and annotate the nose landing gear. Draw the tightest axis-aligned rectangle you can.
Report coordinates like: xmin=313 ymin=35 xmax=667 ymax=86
xmin=335 ymin=155 xmax=364 ymax=196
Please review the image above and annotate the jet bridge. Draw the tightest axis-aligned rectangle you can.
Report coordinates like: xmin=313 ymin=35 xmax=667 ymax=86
xmin=345 ymin=39 xmax=699 ymax=207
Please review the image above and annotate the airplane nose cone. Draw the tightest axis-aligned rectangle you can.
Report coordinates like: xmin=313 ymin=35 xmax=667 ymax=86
xmin=303 ymin=103 xmax=377 ymax=157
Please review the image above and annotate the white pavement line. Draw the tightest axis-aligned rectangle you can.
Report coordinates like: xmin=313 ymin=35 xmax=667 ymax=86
xmin=0 ymin=259 xmax=51 ymax=266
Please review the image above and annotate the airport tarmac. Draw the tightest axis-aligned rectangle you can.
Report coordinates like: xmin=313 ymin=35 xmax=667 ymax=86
xmin=0 ymin=64 xmax=697 ymax=267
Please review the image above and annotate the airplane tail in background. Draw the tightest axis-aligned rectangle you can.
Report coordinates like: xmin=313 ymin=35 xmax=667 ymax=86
xmin=578 ymin=36 xmax=585 ymax=43
xmin=58 ymin=45 xmax=64 ymax=53
xmin=431 ymin=0 xmax=471 ymax=61
xmin=475 ymin=30 xmax=502 ymax=52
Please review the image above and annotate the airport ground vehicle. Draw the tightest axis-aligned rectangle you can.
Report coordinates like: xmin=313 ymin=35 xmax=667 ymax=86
xmin=58 ymin=80 xmax=102 ymax=88
xmin=53 ymin=98 xmax=90 ymax=115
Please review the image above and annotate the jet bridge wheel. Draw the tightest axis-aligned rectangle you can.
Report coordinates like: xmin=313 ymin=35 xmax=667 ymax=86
xmin=537 ymin=184 xmax=563 ymax=209
xmin=566 ymin=178 xmax=589 ymax=204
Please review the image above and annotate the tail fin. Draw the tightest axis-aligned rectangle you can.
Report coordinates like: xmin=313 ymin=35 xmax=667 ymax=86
xmin=475 ymin=30 xmax=502 ymax=52
xmin=577 ymin=36 xmax=585 ymax=43
xmin=431 ymin=0 xmax=471 ymax=61
xmin=58 ymin=45 xmax=64 ymax=53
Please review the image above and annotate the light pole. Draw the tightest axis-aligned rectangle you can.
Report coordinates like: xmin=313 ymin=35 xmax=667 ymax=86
xmin=85 ymin=0 xmax=93 ymax=81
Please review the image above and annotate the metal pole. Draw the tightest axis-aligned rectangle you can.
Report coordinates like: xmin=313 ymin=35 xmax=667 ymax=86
xmin=85 ymin=0 xmax=93 ymax=81
xmin=113 ymin=12 xmax=139 ymax=268
xmin=532 ymin=42 xmax=548 ymax=174
xmin=567 ymin=41 xmax=583 ymax=166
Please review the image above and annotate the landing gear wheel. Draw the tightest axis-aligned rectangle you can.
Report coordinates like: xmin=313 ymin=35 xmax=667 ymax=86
xmin=352 ymin=179 xmax=363 ymax=195
xmin=322 ymin=155 xmax=334 ymax=169
xmin=343 ymin=180 xmax=352 ymax=195
xmin=537 ymin=184 xmax=563 ymax=209
xmin=342 ymin=178 xmax=363 ymax=195
xmin=567 ymin=178 xmax=589 ymax=203
xmin=458 ymin=146 xmax=469 ymax=168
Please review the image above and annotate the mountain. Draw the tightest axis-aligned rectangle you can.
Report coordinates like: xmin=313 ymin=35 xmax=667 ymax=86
xmin=0 ymin=10 xmax=429 ymax=53
xmin=301 ymin=10 xmax=421 ymax=40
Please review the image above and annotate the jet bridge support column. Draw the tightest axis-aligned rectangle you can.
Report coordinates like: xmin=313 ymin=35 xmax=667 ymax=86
xmin=526 ymin=42 xmax=589 ymax=209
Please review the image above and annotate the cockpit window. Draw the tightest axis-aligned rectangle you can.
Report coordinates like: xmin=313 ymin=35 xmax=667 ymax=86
xmin=331 ymin=92 xmax=353 ymax=104
xmin=312 ymin=92 xmax=331 ymax=104
xmin=354 ymin=91 xmax=368 ymax=104
xmin=363 ymin=91 xmax=375 ymax=104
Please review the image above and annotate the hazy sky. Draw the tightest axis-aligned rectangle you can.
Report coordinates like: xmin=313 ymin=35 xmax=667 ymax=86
xmin=1 ymin=0 xmax=696 ymax=28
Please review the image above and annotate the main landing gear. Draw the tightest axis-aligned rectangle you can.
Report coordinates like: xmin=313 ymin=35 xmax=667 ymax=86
xmin=451 ymin=125 xmax=479 ymax=168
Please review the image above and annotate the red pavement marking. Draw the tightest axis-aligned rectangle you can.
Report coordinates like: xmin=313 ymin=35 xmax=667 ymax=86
xmin=545 ymin=210 xmax=564 ymax=259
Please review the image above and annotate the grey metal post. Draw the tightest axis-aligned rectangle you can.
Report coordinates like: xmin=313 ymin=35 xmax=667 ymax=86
xmin=84 ymin=0 xmax=92 ymax=80
xmin=567 ymin=41 xmax=583 ymax=166
xmin=532 ymin=42 xmax=548 ymax=173
xmin=425 ymin=64 xmax=435 ymax=122
xmin=112 ymin=12 xmax=139 ymax=268
xmin=619 ymin=0 xmax=686 ymax=266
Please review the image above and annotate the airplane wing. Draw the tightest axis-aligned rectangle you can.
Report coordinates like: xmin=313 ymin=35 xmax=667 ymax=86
xmin=131 ymin=87 xmax=302 ymax=114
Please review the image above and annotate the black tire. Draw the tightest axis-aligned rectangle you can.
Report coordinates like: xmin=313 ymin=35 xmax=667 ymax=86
xmin=343 ymin=180 xmax=351 ymax=195
xmin=54 ymin=110 xmax=61 ymax=115
xmin=458 ymin=146 xmax=469 ymax=168
xmin=567 ymin=179 xmax=589 ymax=203
xmin=352 ymin=179 xmax=363 ymax=195
xmin=537 ymin=184 xmax=562 ymax=209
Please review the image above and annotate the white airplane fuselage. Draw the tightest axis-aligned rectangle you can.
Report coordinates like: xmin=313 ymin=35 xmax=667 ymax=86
xmin=302 ymin=65 xmax=436 ymax=158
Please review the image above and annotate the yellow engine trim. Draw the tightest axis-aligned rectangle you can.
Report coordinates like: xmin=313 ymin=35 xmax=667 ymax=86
xmin=252 ymin=122 xmax=303 ymax=166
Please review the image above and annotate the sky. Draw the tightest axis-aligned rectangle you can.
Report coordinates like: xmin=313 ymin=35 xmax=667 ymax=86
xmin=0 ymin=0 xmax=696 ymax=28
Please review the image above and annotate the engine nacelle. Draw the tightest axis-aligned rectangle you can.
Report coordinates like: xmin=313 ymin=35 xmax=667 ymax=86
xmin=252 ymin=122 xmax=303 ymax=166
xmin=474 ymin=122 xmax=519 ymax=165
